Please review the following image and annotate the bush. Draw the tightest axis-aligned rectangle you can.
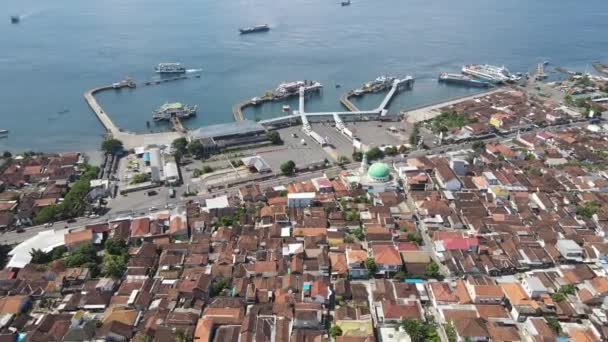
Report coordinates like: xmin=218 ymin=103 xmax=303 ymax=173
xmin=365 ymin=258 xmax=377 ymax=274
xmin=172 ymin=137 xmax=188 ymax=155
xmin=365 ymin=147 xmax=384 ymax=161
xmin=329 ymin=325 xmax=343 ymax=338
xmin=352 ymin=151 xmax=363 ymax=162
xmin=424 ymin=261 xmax=441 ymax=279
xmin=187 ymin=140 xmax=205 ymax=159
xmin=407 ymin=232 xmax=423 ymax=245
xmin=131 ymin=173 xmax=150 ymax=184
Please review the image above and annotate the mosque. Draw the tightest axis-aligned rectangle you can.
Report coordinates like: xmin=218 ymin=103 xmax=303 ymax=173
xmin=358 ymin=153 xmax=398 ymax=193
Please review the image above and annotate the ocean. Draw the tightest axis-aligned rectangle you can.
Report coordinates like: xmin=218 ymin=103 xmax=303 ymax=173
xmin=1 ymin=0 xmax=607 ymax=157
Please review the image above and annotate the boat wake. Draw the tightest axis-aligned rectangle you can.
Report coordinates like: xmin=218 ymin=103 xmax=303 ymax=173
xmin=186 ymin=68 xmax=203 ymax=73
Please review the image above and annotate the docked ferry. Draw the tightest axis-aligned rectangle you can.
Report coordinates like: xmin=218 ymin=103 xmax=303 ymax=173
xmin=152 ymin=102 xmax=197 ymax=121
xmin=462 ymin=64 xmax=519 ymax=84
xmin=239 ymin=24 xmax=270 ymax=34
xmin=155 ymin=63 xmax=186 ymax=74
xmin=438 ymin=73 xmax=491 ymax=88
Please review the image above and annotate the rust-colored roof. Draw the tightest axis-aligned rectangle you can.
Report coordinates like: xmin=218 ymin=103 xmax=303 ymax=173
xmin=130 ymin=217 xmax=150 ymax=237
xmin=500 ymin=283 xmax=538 ymax=309
xmin=475 ymin=305 xmax=510 ymax=319
xmin=473 ymin=284 xmax=504 ymax=298
xmin=429 ymin=282 xmax=458 ymax=303
xmin=382 ymin=300 xmax=420 ymax=320
xmin=371 ymin=245 xmax=401 ymax=266
xmin=329 ymin=253 xmax=348 ymax=274
xmin=0 ymin=295 xmax=27 ymax=314
xmin=346 ymin=249 xmax=368 ymax=264
xmin=64 ymin=229 xmax=93 ymax=246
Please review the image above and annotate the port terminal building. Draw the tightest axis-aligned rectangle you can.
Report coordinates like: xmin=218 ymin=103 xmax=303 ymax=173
xmin=188 ymin=120 xmax=268 ymax=153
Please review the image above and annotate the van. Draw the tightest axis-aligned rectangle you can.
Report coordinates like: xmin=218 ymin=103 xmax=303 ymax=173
xmin=169 ymin=188 xmax=176 ymax=198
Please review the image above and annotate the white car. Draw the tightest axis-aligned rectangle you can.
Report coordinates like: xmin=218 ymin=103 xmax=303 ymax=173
xmin=149 ymin=207 xmax=158 ymax=212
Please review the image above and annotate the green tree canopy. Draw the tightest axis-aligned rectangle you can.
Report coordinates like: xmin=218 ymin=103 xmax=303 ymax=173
xmin=280 ymin=160 xmax=296 ymax=176
xmin=424 ymin=261 xmax=441 ymax=279
xmin=171 ymin=137 xmax=189 ymax=155
xmin=266 ymin=131 xmax=283 ymax=145
xmin=365 ymin=257 xmax=377 ymax=274
xmin=365 ymin=147 xmax=384 ymax=160
xmin=187 ymin=140 xmax=205 ymax=159
xmin=101 ymin=138 xmax=124 ymax=155
xmin=329 ymin=325 xmax=343 ymax=338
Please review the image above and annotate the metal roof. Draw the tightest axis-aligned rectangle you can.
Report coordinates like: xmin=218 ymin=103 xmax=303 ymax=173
xmin=189 ymin=120 xmax=266 ymax=140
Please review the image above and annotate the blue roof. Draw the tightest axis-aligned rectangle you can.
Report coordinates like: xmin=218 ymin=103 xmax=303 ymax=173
xmin=143 ymin=152 xmax=150 ymax=162
xmin=404 ymin=279 xmax=425 ymax=283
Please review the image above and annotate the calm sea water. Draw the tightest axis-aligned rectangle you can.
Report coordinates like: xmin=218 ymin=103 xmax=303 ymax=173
xmin=1 ymin=0 xmax=607 ymax=155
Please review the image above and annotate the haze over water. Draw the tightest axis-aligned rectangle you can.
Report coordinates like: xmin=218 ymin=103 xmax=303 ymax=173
xmin=1 ymin=0 xmax=607 ymax=155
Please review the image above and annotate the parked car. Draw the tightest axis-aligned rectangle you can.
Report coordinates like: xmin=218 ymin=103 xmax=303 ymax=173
xmin=146 ymin=190 xmax=158 ymax=196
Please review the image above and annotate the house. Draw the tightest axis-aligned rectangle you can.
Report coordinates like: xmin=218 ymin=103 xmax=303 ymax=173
xmin=556 ymin=239 xmax=584 ymax=262
xmin=434 ymin=163 xmax=461 ymax=191
xmin=238 ymin=184 xmax=264 ymax=202
xmin=329 ymin=252 xmax=348 ymax=279
xmin=346 ymin=249 xmax=369 ymax=279
xmin=371 ymin=245 xmax=402 ymax=276
xmin=64 ymin=229 xmax=94 ymax=250
xmin=377 ymin=300 xmax=422 ymax=326
xmin=287 ymin=192 xmax=316 ymax=208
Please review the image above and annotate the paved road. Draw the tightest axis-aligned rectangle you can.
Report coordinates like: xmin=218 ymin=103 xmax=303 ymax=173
xmin=3 ymin=117 xmax=588 ymax=246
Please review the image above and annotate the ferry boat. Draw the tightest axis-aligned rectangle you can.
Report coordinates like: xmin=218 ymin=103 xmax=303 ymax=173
xmin=462 ymin=64 xmax=520 ymax=84
xmin=152 ymin=102 xmax=197 ymax=122
xmin=275 ymin=80 xmax=322 ymax=97
xmin=0 ymin=130 xmax=8 ymax=134
xmin=341 ymin=0 xmax=351 ymax=6
xmin=155 ymin=63 xmax=186 ymax=74
xmin=438 ymin=73 xmax=491 ymax=88
xmin=239 ymin=24 xmax=270 ymax=34
xmin=10 ymin=16 xmax=19 ymax=24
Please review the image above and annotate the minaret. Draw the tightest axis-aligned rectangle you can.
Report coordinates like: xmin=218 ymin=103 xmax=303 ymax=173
xmin=359 ymin=152 xmax=369 ymax=174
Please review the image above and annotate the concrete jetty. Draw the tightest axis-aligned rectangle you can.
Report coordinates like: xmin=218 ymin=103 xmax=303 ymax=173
xmin=84 ymin=80 xmax=182 ymax=149
xmin=339 ymin=93 xmax=360 ymax=112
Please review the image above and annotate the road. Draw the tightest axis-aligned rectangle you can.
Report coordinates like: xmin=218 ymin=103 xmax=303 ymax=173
xmin=2 ymin=117 xmax=588 ymax=246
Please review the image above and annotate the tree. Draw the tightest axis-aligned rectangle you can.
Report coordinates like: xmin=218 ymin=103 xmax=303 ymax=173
xmin=103 ymin=254 xmax=127 ymax=278
xmin=407 ymin=232 xmax=423 ymax=245
xmin=64 ymin=243 xmax=99 ymax=267
xmin=101 ymin=138 xmax=124 ymax=155
xmin=401 ymin=318 xmax=425 ymax=342
xmin=365 ymin=147 xmax=383 ymax=161
xmin=337 ymin=155 xmax=350 ymax=165
xmin=398 ymin=145 xmax=409 ymax=154
xmin=2 ymin=151 xmax=11 ymax=158
xmin=172 ymin=137 xmax=189 ymax=155
xmin=576 ymin=200 xmax=600 ymax=219
xmin=210 ymin=277 xmax=228 ymax=297
xmin=394 ymin=270 xmax=408 ymax=280
xmin=545 ymin=317 xmax=562 ymax=334
xmin=472 ymin=141 xmax=485 ymax=151
xmin=329 ymin=325 xmax=343 ymax=338
xmin=187 ymin=140 xmax=205 ymax=159
xmin=351 ymin=228 xmax=364 ymax=240
xmin=444 ymin=322 xmax=457 ymax=342
xmin=564 ymin=94 xmax=573 ymax=105
xmin=384 ymin=146 xmax=397 ymax=156
xmin=104 ymin=238 xmax=128 ymax=256
xmin=559 ymin=284 xmax=576 ymax=295
xmin=550 ymin=292 xmax=566 ymax=302
xmin=365 ymin=257 xmax=377 ymax=274
xmin=352 ymin=151 xmax=363 ymax=162
xmin=266 ymin=131 xmax=282 ymax=145
xmin=280 ymin=160 xmax=296 ymax=176
xmin=345 ymin=210 xmax=359 ymax=222
xmin=424 ymin=261 xmax=441 ymax=279
xmin=409 ymin=123 xmax=421 ymax=146
xmin=30 ymin=249 xmax=51 ymax=264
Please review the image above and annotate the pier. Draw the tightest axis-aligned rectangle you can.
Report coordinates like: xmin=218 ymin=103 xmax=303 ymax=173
xmin=170 ymin=116 xmax=187 ymax=133
xmin=84 ymin=78 xmax=187 ymax=149
xmin=339 ymin=93 xmax=360 ymax=112
xmin=259 ymin=76 xmax=414 ymax=127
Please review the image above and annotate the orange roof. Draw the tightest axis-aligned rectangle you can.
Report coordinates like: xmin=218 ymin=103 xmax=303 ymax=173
xmin=130 ymin=217 xmax=150 ymax=237
xmin=23 ymin=165 xmax=41 ymax=176
xmin=293 ymin=227 xmax=327 ymax=237
xmin=430 ymin=282 xmax=459 ymax=303
xmin=455 ymin=279 xmax=472 ymax=304
xmin=346 ymin=249 xmax=368 ymax=264
xmin=34 ymin=198 xmax=57 ymax=207
xmin=0 ymin=295 xmax=27 ymax=314
xmin=500 ymin=283 xmax=538 ymax=309
xmin=64 ymin=229 xmax=93 ymax=246
xmin=569 ymin=328 xmax=600 ymax=342
xmin=473 ymin=285 xmax=504 ymax=298
xmin=382 ymin=300 xmax=420 ymax=320
xmin=475 ymin=305 xmax=510 ymax=319
xmin=169 ymin=215 xmax=186 ymax=234
xmin=103 ymin=308 xmax=138 ymax=326
xmin=589 ymin=276 xmax=608 ymax=294
xmin=193 ymin=318 xmax=214 ymax=342
xmin=372 ymin=245 xmax=401 ymax=266
xmin=329 ymin=253 xmax=348 ymax=274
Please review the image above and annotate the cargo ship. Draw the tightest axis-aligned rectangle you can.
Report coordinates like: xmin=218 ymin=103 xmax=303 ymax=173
xmin=239 ymin=24 xmax=270 ymax=34
xmin=462 ymin=64 xmax=520 ymax=84
xmin=438 ymin=73 xmax=491 ymax=88
xmin=155 ymin=63 xmax=186 ymax=74
xmin=152 ymin=102 xmax=197 ymax=121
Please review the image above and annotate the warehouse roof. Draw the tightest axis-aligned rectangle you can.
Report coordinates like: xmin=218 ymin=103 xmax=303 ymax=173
xmin=190 ymin=120 xmax=265 ymax=140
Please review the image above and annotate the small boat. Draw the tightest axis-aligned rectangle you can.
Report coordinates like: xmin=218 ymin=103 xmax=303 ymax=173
xmin=335 ymin=84 xmax=341 ymax=88
xmin=239 ymin=24 xmax=270 ymax=34
xmin=0 ymin=130 xmax=8 ymax=134
xmin=341 ymin=0 xmax=351 ymax=6
xmin=10 ymin=16 xmax=19 ymax=24
xmin=282 ymin=105 xmax=291 ymax=112
xmin=57 ymin=109 xmax=70 ymax=115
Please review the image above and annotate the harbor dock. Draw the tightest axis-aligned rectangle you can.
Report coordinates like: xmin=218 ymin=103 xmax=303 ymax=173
xmin=84 ymin=77 xmax=188 ymax=149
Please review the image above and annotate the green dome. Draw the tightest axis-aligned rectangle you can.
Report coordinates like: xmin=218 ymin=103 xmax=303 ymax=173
xmin=367 ymin=162 xmax=390 ymax=179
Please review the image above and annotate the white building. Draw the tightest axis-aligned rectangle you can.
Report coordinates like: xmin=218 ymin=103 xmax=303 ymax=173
xmin=287 ymin=192 xmax=316 ymax=208
xmin=556 ymin=239 xmax=584 ymax=262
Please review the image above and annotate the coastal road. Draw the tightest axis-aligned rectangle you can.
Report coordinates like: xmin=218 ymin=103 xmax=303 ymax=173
xmin=2 ymin=118 xmax=588 ymax=246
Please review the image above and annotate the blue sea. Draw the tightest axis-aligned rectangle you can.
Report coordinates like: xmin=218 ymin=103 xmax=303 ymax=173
xmin=1 ymin=0 xmax=607 ymax=156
